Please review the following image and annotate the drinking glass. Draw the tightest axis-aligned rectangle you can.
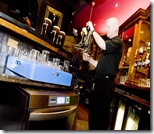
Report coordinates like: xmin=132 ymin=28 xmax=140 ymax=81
xmin=28 ymin=49 xmax=40 ymax=62
xmin=41 ymin=50 xmax=50 ymax=65
xmin=53 ymin=58 xmax=60 ymax=69
xmin=50 ymin=26 xmax=60 ymax=44
xmin=42 ymin=18 xmax=52 ymax=37
xmin=63 ymin=60 xmax=70 ymax=72
xmin=57 ymin=31 xmax=65 ymax=48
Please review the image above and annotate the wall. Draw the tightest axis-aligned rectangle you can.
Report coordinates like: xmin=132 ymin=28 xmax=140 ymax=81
xmin=70 ymin=0 xmax=150 ymax=35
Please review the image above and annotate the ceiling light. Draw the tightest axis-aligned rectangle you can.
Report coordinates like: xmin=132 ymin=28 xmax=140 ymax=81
xmin=128 ymin=39 xmax=131 ymax=42
xmin=115 ymin=3 xmax=119 ymax=7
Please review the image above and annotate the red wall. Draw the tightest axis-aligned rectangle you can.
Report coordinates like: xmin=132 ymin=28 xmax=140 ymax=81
xmin=70 ymin=0 xmax=150 ymax=35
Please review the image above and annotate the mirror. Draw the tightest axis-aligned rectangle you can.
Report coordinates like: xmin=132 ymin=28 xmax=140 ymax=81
xmin=44 ymin=5 xmax=63 ymax=29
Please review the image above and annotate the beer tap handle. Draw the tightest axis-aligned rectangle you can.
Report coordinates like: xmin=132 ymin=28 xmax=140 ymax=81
xmin=87 ymin=2 xmax=95 ymax=32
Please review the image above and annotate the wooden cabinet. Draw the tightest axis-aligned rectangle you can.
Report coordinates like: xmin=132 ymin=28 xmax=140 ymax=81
xmin=112 ymin=6 xmax=150 ymax=130
xmin=115 ymin=6 xmax=150 ymax=87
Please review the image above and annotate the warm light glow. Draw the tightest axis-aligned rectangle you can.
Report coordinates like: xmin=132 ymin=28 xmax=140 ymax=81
xmin=114 ymin=101 xmax=125 ymax=130
xmin=128 ymin=39 xmax=131 ymax=42
xmin=140 ymin=31 xmax=144 ymax=34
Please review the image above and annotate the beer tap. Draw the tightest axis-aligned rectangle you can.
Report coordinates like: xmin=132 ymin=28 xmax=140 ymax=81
xmin=74 ymin=2 xmax=95 ymax=54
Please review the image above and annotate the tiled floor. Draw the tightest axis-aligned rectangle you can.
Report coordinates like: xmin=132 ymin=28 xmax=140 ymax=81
xmin=73 ymin=102 xmax=89 ymax=130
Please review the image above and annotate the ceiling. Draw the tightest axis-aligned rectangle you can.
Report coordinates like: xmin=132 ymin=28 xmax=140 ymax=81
xmin=71 ymin=0 xmax=150 ymax=35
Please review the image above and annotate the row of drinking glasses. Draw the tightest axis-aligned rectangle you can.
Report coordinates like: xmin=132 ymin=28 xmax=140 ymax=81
xmin=7 ymin=47 xmax=70 ymax=72
xmin=42 ymin=18 xmax=66 ymax=48
xmin=48 ymin=58 xmax=70 ymax=72
xmin=28 ymin=49 xmax=70 ymax=72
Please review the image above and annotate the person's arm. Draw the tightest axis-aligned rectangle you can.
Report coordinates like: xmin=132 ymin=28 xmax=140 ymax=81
xmin=82 ymin=53 xmax=98 ymax=68
xmin=86 ymin=21 xmax=106 ymax=50
xmin=92 ymin=31 xmax=106 ymax=50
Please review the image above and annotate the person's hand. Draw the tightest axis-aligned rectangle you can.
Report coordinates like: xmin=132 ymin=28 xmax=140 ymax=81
xmin=82 ymin=53 xmax=90 ymax=61
xmin=82 ymin=27 xmax=87 ymax=35
xmin=86 ymin=21 xmax=94 ymax=31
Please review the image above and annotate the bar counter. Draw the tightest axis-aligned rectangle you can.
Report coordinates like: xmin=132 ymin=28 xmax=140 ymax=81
xmin=115 ymin=82 xmax=150 ymax=108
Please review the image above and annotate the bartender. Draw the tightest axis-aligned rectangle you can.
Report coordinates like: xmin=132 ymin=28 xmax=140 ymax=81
xmin=82 ymin=17 xmax=123 ymax=130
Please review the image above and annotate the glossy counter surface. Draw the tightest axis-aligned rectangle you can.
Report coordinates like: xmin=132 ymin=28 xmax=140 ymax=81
xmin=115 ymin=82 xmax=150 ymax=108
xmin=115 ymin=82 xmax=150 ymax=91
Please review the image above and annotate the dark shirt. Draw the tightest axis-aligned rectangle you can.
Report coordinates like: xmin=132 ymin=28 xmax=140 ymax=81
xmin=95 ymin=36 xmax=123 ymax=77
